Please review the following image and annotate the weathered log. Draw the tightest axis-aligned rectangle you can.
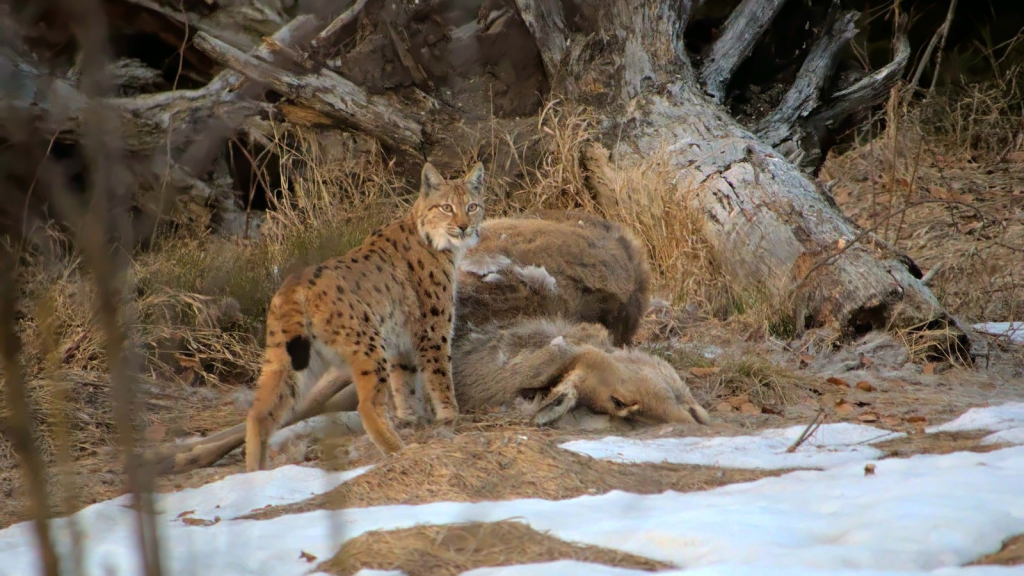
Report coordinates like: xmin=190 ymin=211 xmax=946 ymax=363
xmin=191 ymin=31 xmax=425 ymax=154
xmin=521 ymin=0 xmax=969 ymax=353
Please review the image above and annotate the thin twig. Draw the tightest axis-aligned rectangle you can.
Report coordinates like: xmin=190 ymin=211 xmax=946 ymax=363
xmin=928 ymin=0 xmax=959 ymax=97
xmin=786 ymin=409 xmax=825 ymax=453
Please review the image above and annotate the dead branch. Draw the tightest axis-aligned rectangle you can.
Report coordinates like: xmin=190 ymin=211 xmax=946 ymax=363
xmin=803 ymin=15 xmax=911 ymax=155
xmin=152 ymin=369 xmax=358 ymax=475
xmin=191 ymin=31 xmax=425 ymax=154
xmin=698 ymin=0 xmax=790 ymax=103
xmin=310 ymin=0 xmax=371 ymax=52
xmin=755 ymin=3 xmax=859 ymax=163
xmin=513 ymin=0 xmax=568 ymax=83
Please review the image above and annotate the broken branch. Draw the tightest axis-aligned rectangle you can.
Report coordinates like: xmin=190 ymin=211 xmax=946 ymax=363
xmin=192 ymin=31 xmax=424 ymax=154
xmin=755 ymin=4 xmax=859 ymax=155
xmin=699 ymin=0 xmax=789 ymax=103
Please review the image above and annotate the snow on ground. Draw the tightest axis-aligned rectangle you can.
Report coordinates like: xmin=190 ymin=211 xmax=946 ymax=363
xmin=3 ymin=407 xmax=1024 ymax=576
xmin=928 ymin=402 xmax=1024 ymax=446
xmin=973 ymin=322 xmax=1024 ymax=343
xmin=560 ymin=422 xmax=902 ymax=469
xmin=462 ymin=561 xmax=1024 ymax=576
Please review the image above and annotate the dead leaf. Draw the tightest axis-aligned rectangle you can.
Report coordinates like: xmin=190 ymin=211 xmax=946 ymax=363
xmin=834 ymin=400 xmax=855 ymax=416
xmin=857 ymin=413 xmax=879 ymax=423
xmin=299 ymin=550 xmax=318 ymax=563
xmin=826 ymin=376 xmax=850 ymax=388
xmin=714 ymin=402 xmax=733 ymax=413
xmin=690 ymin=366 xmax=721 ymax=377
xmin=181 ymin=516 xmax=220 ymax=527
xmin=858 ymin=354 xmax=874 ymax=368
xmin=176 ymin=510 xmax=195 ymax=519
xmin=798 ymin=354 xmax=815 ymax=367
xmin=726 ymin=394 xmax=750 ymax=409
xmin=855 ymin=381 xmax=875 ymax=392
xmin=739 ymin=402 xmax=761 ymax=415
xmin=922 ymin=363 xmax=937 ymax=375
xmin=864 ymin=463 xmax=876 ymax=476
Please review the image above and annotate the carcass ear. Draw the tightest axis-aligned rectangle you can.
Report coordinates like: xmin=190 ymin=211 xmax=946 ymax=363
xmin=531 ymin=369 xmax=582 ymax=426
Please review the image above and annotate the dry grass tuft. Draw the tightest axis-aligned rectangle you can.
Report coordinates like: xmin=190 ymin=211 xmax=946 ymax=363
xmin=246 ymin=419 xmax=784 ymax=518
xmin=513 ymin=105 xmax=730 ymax=311
xmin=320 ymin=520 xmax=672 ymax=576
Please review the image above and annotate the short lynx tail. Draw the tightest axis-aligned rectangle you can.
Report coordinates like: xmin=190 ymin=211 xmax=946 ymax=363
xmin=245 ymin=286 xmax=311 ymax=472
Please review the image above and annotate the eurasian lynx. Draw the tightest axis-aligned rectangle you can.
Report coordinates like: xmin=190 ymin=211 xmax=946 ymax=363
xmin=244 ymin=162 xmax=486 ymax=470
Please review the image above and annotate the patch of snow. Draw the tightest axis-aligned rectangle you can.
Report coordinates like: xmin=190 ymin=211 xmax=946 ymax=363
xmin=983 ymin=427 xmax=1024 ymax=446
xmin=927 ymin=402 xmax=1024 ymax=434
xmin=559 ymin=423 xmax=901 ymax=470
xmin=972 ymin=322 xmax=1024 ymax=343
xmin=464 ymin=561 xmax=1024 ymax=576
xmin=6 ymin=431 xmax=1024 ymax=576
xmin=0 ymin=465 xmax=369 ymax=576
xmin=924 ymin=402 xmax=1024 ymax=448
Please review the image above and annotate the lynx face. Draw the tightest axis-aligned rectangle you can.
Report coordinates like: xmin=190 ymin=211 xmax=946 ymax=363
xmin=415 ymin=162 xmax=486 ymax=252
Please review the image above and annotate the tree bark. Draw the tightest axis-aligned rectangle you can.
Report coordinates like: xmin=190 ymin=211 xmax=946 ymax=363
xmin=537 ymin=0 xmax=971 ymax=352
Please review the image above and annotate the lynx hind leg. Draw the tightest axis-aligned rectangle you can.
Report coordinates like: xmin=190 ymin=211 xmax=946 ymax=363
xmin=245 ymin=348 xmax=296 ymax=472
xmin=346 ymin=348 xmax=405 ymax=455
xmin=388 ymin=361 xmax=422 ymax=426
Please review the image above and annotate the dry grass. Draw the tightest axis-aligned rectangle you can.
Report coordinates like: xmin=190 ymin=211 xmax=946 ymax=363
xmin=0 ymin=122 xmax=404 ymax=527
xmin=872 ymin=430 xmax=1008 ymax=459
xmin=320 ymin=520 xmax=671 ymax=576
xmin=246 ymin=419 xmax=786 ymax=519
xmin=819 ymin=81 xmax=1024 ymax=325
xmin=513 ymin=105 xmax=730 ymax=311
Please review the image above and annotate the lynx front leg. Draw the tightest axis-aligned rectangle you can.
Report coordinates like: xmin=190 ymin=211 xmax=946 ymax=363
xmin=417 ymin=332 xmax=458 ymax=423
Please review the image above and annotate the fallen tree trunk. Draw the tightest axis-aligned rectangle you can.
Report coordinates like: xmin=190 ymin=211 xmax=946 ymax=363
xmin=518 ymin=0 xmax=972 ymax=353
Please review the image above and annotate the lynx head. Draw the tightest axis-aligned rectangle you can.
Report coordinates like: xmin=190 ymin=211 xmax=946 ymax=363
xmin=414 ymin=161 xmax=486 ymax=253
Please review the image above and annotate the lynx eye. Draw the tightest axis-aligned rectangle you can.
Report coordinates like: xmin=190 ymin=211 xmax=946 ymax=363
xmin=611 ymin=396 xmax=628 ymax=410
xmin=438 ymin=203 xmax=454 ymax=214
xmin=466 ymin=203 xmax=480 ymax=213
